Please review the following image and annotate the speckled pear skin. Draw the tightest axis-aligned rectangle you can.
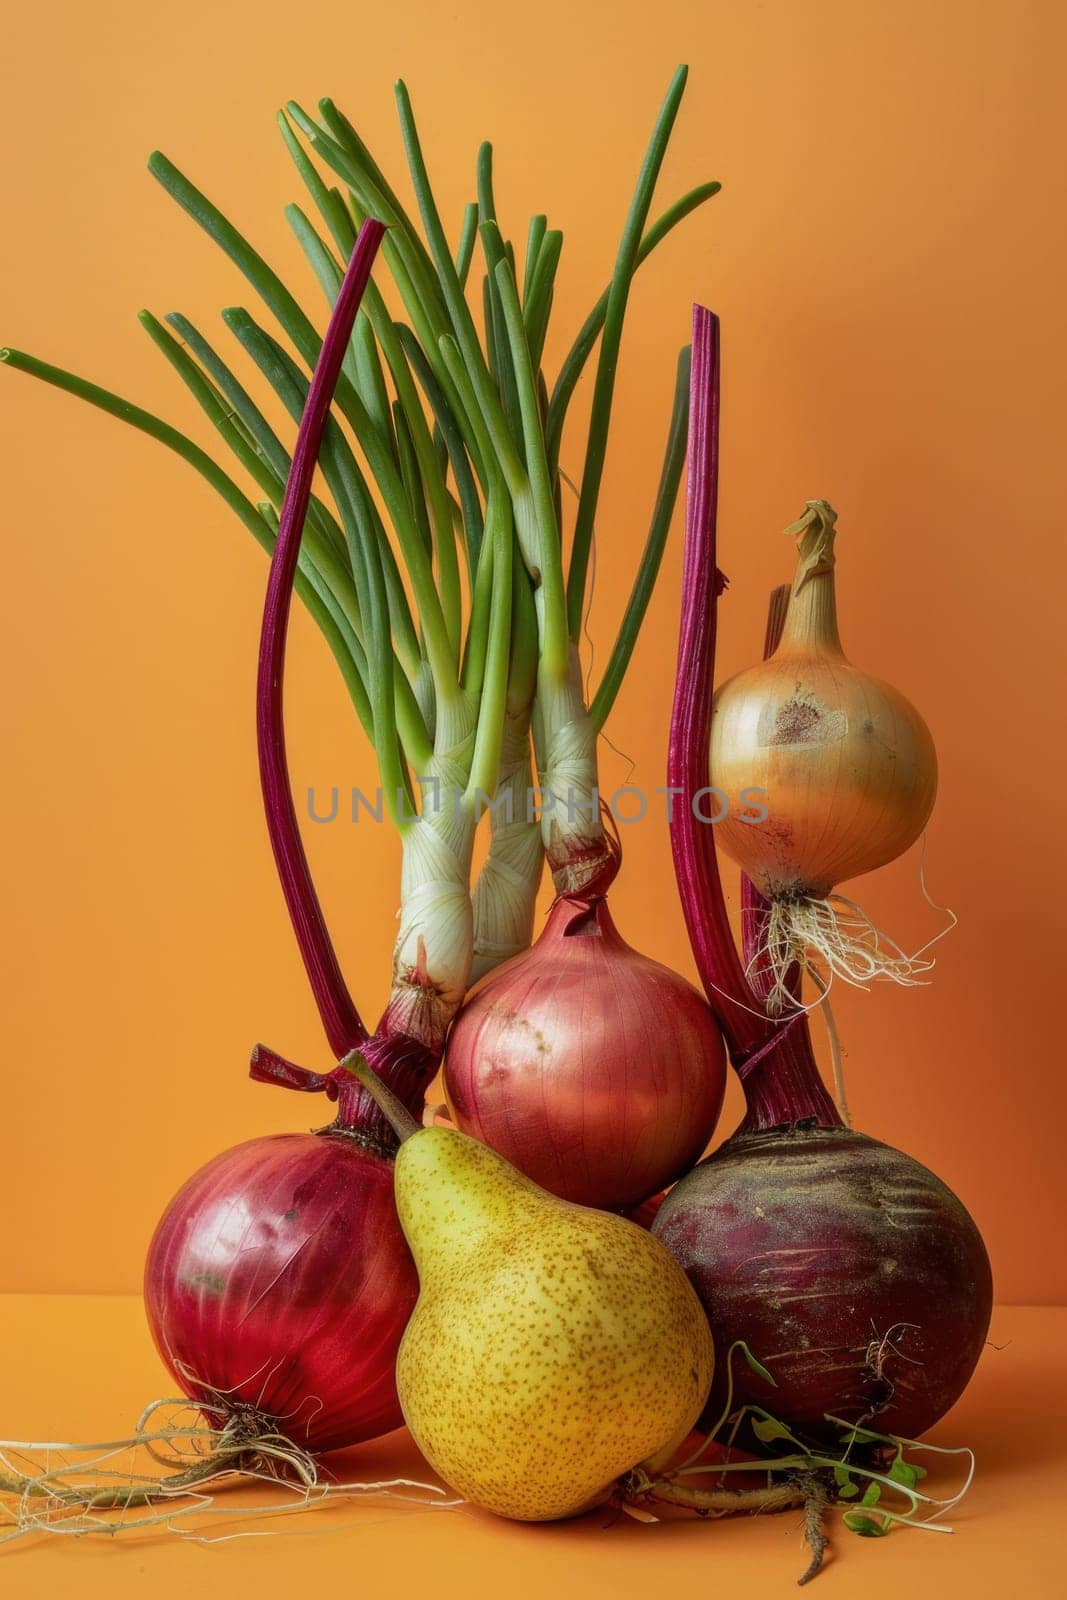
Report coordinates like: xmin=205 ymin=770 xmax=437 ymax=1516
xmin=393 ymin=1126 xmax=714 ymax=1522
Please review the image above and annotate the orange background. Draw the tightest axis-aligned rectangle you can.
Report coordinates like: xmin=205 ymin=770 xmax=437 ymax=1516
xmin=2 ymin=0 xmax=1065 ymax=1306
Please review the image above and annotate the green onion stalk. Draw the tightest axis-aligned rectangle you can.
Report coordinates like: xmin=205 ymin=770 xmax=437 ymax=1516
xmin=1 ymin=66 xmax=719 ymax=1136
xmin=282 ymin=66 xmax=710 ymax=905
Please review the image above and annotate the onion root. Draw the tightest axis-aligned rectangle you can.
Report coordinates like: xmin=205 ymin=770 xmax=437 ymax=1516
xmin=0 ymin=1398 xmax=457 ymax=1544
xmin=750 ymin=892 xmax=938 ymax=1014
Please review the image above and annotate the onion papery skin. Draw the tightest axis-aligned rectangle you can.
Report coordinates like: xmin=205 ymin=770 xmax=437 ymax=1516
xmin=145 ymin=1130 xmax=417 ymax=1453
xmin=442 ymin=896 xmax=726 ymax=1211
xmin=710 ymin=658 xmax=937 ymax=899
xmin=652 ymin=1125 xmax=992 ymax=1446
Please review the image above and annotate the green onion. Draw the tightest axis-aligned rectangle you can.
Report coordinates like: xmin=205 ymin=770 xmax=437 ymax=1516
xmin=3 ymin=63 xmax=719 ymax=1020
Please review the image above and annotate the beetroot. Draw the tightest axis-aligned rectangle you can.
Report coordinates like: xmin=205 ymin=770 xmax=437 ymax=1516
xmin=654 ymin=1123 xmax=992 ymax=1445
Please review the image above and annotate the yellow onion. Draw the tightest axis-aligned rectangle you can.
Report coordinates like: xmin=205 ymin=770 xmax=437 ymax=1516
xmin=710 ymin=501 xmax=937 ymax=1006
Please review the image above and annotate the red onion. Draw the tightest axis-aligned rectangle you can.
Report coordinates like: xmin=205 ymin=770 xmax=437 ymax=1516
xmin=655 ymin=305 xmax=992 ymax=1448
xmin=443 ymin=890 xmax=725 ymax=1211
xmin=144 ymin=1123 xmax=415 ymax=1451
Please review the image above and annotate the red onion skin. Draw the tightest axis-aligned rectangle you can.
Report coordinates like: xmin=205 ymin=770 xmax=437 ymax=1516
xmin=145 ymin=1128 xmax=416 ymax=1453
xmin=443 ymin=895 xmax=726 ymax=1211
xmin=652 ymin=1124 xmax=993 ymax=1446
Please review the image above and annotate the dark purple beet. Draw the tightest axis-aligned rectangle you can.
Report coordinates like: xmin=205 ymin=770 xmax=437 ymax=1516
xmin=664 ymin=312 xmax=993 ymax=1455
xmin=653 ymin=1123 xmax=992 ymax=1446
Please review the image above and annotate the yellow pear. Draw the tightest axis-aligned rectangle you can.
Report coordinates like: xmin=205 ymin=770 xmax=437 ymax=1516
xmin=350 ymin=1059 xmax=714 ymax=1522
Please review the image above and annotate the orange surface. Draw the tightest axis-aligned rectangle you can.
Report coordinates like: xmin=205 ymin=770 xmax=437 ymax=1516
xmin=0 ymin=1297 xmax=1062 ymax=1596
xmin=2 ymin=0 xmax=1066 ymax=1307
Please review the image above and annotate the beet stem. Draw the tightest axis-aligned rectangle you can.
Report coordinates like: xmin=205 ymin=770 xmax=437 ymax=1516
xmin=256 ymin=219 xmax=386 ymax=1060
xmin=736 ymin=587 xmax=841 ymax=1131
xmin=668 ymin=307 xmax=760 ymax=1047
xmin=668 ymin=309 xmax=837 ymax=1132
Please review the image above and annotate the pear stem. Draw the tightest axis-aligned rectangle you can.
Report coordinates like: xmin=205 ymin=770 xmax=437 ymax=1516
xmin=339 ymin=1051 xmax=422 ymax=1144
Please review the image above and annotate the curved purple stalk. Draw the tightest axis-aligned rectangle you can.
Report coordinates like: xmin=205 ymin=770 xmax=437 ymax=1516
xmin=739 ymin=585 xmax=800 ymax=1006
xmin=667 ymin=306 xmax=838 ymax=1130
xmin=668 ymin=306 xmax=762 ymax=1056
xmin=738 ymin=587 xmax=840 ymax=1130
xmin=257 ymin=219 xmax=386 ymax=1060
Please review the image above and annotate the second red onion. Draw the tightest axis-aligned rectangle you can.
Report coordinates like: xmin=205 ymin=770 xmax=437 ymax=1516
xmin=443 ymin=893 xmax=726 ymax=1211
